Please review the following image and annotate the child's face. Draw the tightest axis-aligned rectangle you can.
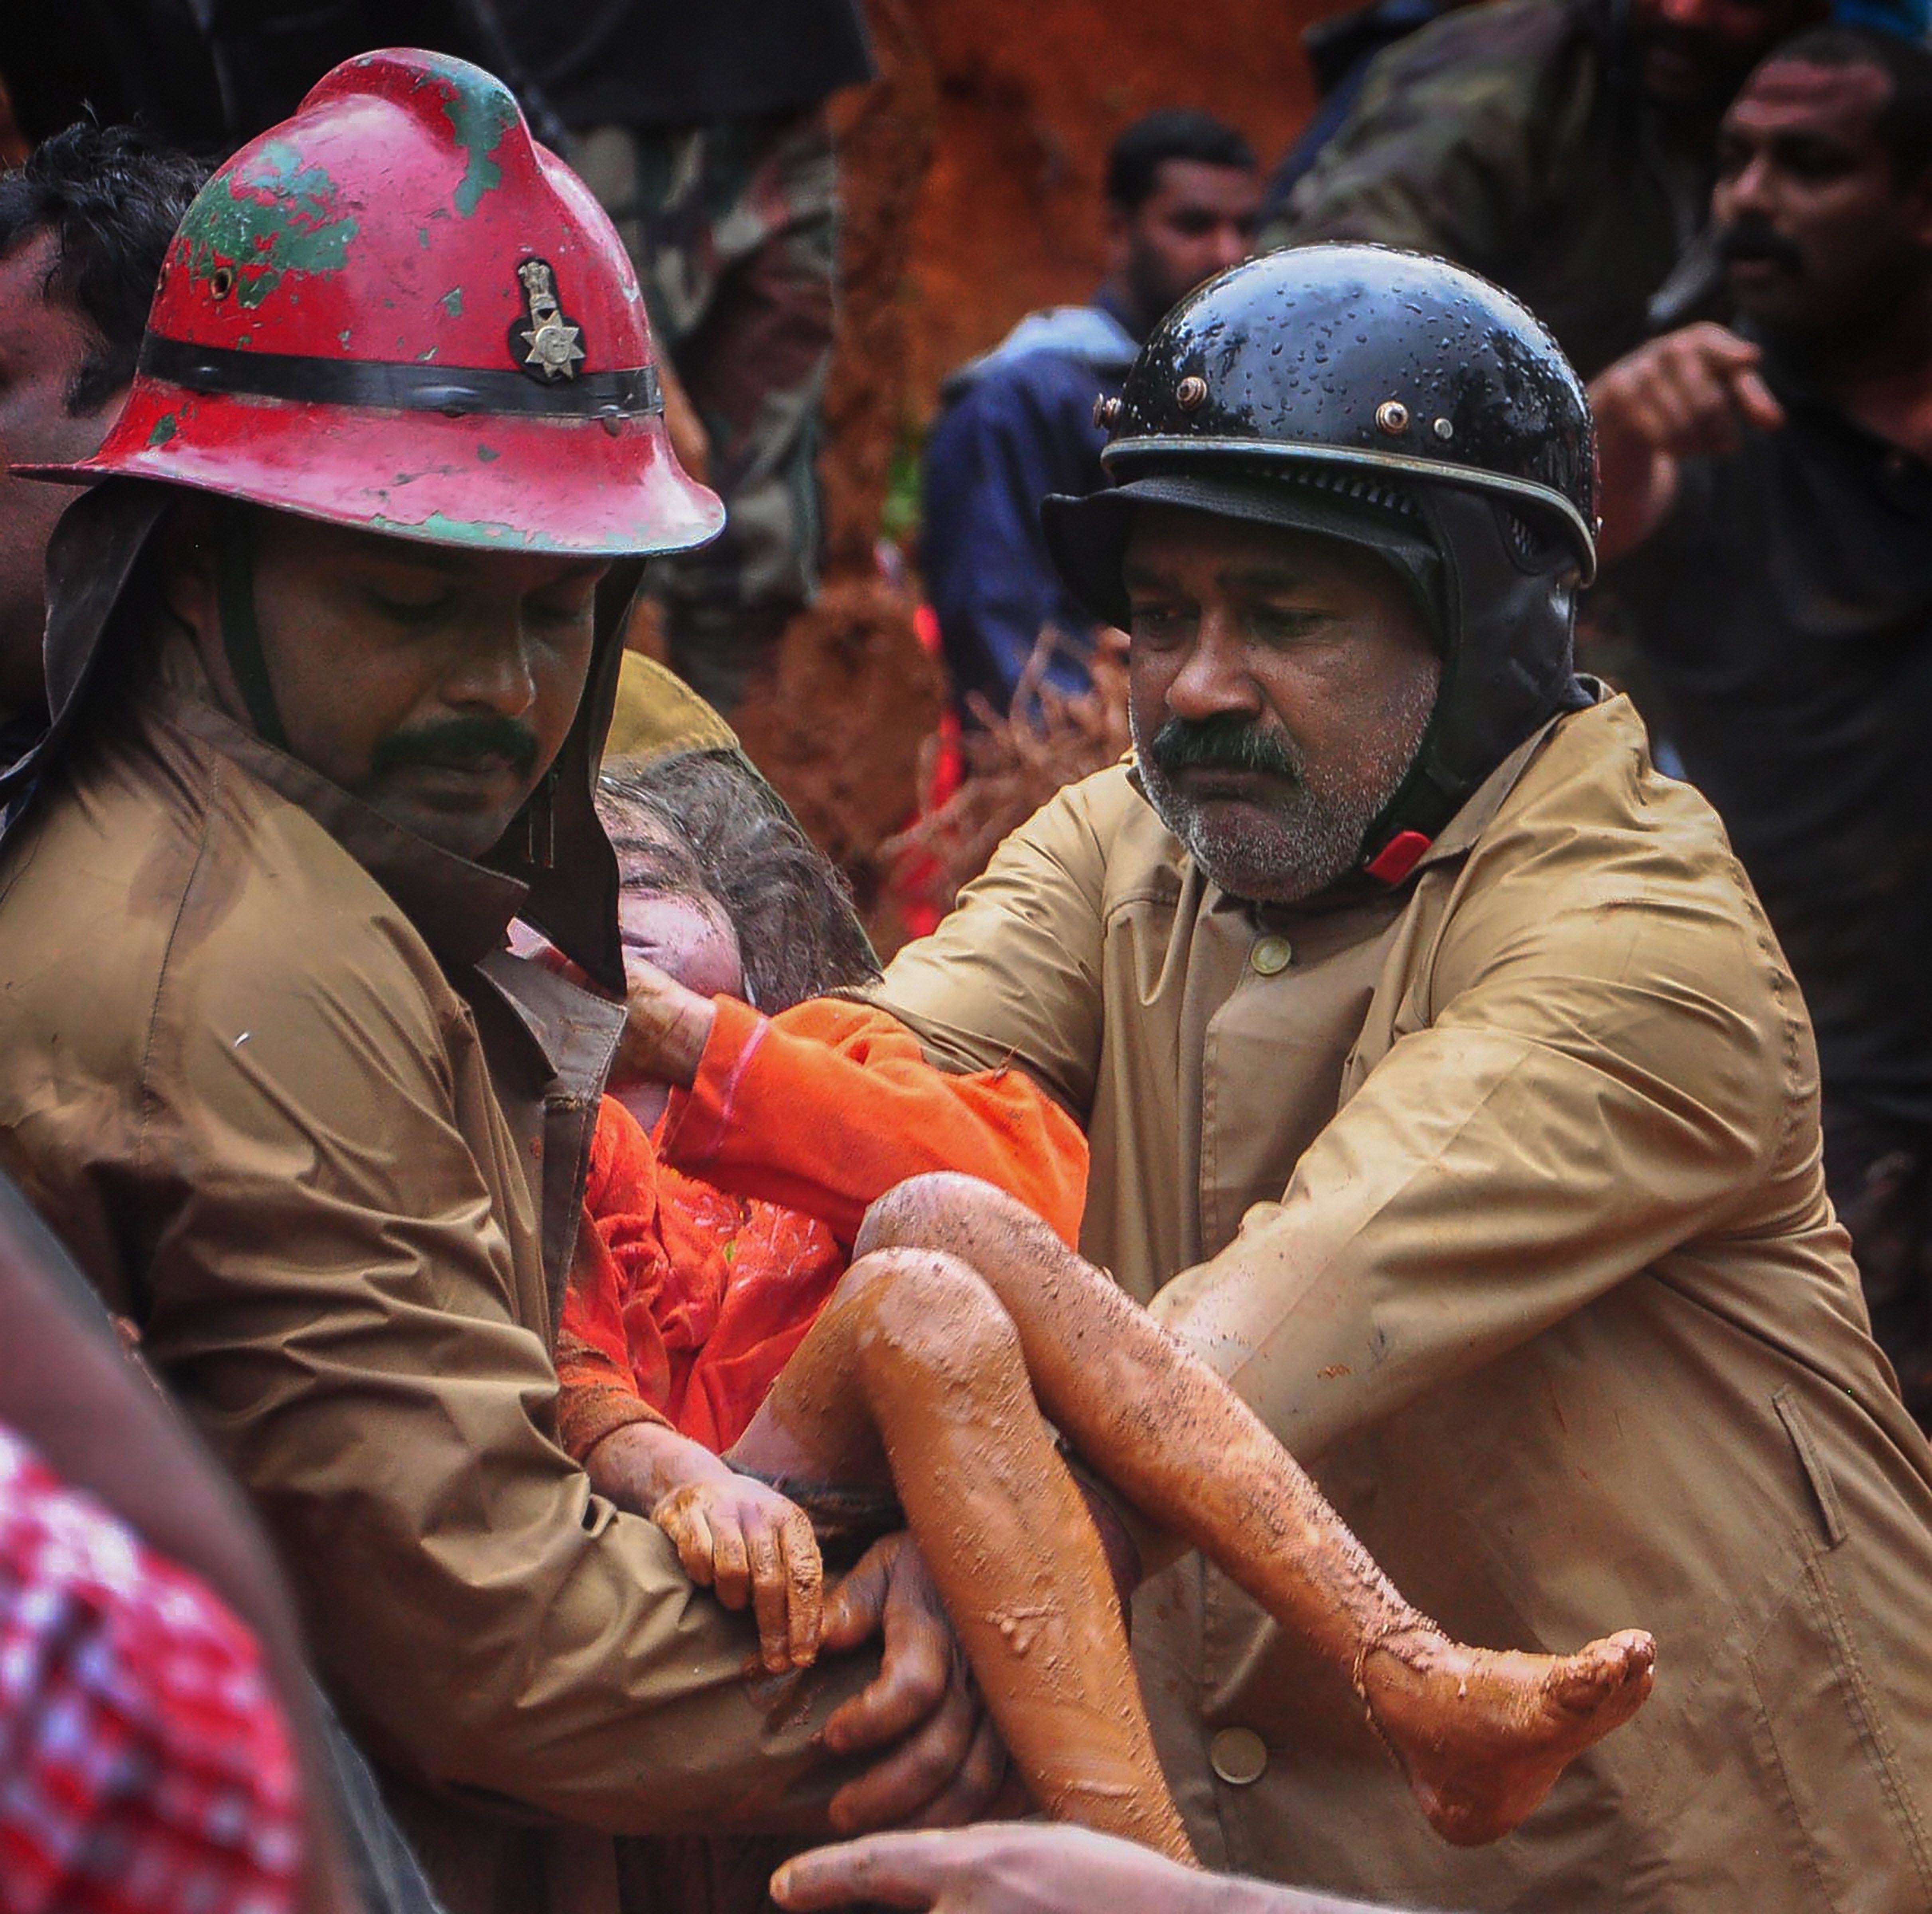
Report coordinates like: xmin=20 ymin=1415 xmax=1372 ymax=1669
xmin=615 ymin=831 xmax=746 ymax=1001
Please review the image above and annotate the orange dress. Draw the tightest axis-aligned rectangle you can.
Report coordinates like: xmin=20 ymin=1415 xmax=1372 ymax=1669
xmin=555 ymin=996 xmax=1088 ymax=1460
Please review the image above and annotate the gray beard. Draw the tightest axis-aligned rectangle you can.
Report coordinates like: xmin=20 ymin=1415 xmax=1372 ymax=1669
xmin=1132 ymin=675 xmax=1439 ymax=905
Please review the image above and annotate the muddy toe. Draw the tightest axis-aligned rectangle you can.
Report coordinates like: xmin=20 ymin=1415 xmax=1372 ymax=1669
xmin=1548 ymin=1630 xmax=1656 ymax=1723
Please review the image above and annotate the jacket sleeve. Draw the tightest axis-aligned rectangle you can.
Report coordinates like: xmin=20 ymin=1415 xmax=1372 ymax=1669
xmin=869 ymin=770 xmax=1117 ymax=1122
xmin=139 ymin=928 xmax=848 ymax=1835
xmin=1147 ymin=849 xmax=1802 ymax=1463
xmin=921 ymin=370 xmax=1093 ymax=711
xmin=1263 ymin=3 xmax=1589 ymax=269
xmin=660 ymin=996 xmax=1089 ymax=1249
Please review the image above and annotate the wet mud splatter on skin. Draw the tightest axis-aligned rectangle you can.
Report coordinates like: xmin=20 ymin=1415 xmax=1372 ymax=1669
xmin=852 ymin=1175 xmax=1658 ymax=1847
xmin=733 ymin=1241 xmax=1196 ymax=1862
xmin=712 ymin=1175 xmax=1658 ymax=1855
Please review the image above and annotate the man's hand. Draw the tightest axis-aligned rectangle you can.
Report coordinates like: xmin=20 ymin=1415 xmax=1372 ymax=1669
xmin=652 ymin=1474 xmax=824 ymax=1674
xmin=814 ymin=1533 xmax=1009 ymax=1833
xmin=1589 ymin=323 xmax=1786 ymax=563
xmin=613 ymin=951 xmax=716 ymax=1091
xmin=771 ymin=1824 xmax=1301 ymax=1914
xmin=1594 ymin=323 xmax=1784 ymax=457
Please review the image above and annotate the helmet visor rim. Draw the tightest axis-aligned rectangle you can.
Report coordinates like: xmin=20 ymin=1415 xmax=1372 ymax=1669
xmin=13 ymin=382 xmax=724 ymax=560
xmin=1102 ymin=435 xmax=1597 ymax=584
xmin=1043 ymin=469 xmax=1444 ymax=634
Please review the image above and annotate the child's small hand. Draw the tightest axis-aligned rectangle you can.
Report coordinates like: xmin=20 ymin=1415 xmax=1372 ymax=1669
xmin=653 ymin=1473 xmax=824 ymax=1673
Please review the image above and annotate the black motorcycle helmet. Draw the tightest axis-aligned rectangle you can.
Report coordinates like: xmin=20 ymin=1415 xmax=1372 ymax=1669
xmin=1043 ymin=243 xmax=1597 ymax=880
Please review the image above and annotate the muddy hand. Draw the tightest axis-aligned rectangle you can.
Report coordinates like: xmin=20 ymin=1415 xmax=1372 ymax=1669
xmin=615 ymin=953 xmax=715 ymax=1091
xmin=652 ymin=1474 xmax=824 ymax=1672
xmin=816 ymin=1533 xmax=1009 ymax=1833
xmin=1360 ymin=1623 xmax=1657 ymax=1846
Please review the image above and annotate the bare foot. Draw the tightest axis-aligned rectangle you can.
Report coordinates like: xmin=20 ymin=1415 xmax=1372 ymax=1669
xmin=1359 ymin=1625 xmax=1656 ymax=1846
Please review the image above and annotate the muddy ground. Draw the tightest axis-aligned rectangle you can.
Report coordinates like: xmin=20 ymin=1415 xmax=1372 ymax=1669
xmin=739 ymin=0 xmax=1348 ymax=945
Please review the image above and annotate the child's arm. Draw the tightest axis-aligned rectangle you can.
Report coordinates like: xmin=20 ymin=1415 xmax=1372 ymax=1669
xmin=623 ymin=961 xmax=1088 ymax=1246
xmin=583 ymin=1418 xmax=824 ymax=1677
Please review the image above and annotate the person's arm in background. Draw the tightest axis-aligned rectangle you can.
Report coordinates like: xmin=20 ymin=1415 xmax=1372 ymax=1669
xmin=1261 ymin=1 xmax=1584 ymax=267
xmin=770 ymin=1824 xmax=1434 ymax=1913
xmin=0 ymin=1174 xmax=365 ymax=1914
xmin=1589 ymin=323 xmax=1784 ymax=565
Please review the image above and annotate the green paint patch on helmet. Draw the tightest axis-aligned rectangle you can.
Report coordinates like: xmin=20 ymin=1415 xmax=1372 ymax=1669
xmin=440 ymin=286 xmax=463 ymax=317
xmin=370 ymin=510 xmax=534 ymax=548
xmin=147 ymin=414 xmax=179 ymax=448
xmin=184 ymin=141 xmax=359 ymax=310
xmin=440 ymin=79 xmax=517 ymax=219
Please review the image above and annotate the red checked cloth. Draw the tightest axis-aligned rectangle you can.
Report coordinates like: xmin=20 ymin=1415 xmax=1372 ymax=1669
xmin=0 ymin=1423 xmax=304 ymax=1914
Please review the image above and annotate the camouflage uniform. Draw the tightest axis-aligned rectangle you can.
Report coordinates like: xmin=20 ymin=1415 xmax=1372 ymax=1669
xmin=1263 ymin=0 xmax=1709 ymax=378
xmin=574 ymin=109 xmax=838 ymax=714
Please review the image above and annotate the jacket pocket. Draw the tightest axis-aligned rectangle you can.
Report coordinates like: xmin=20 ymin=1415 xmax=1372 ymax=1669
xmin=1773 ymin=1385 xmax=1847 ymax=1549
xmin=1745 ymin=1550 xmax=1932 ymax=1912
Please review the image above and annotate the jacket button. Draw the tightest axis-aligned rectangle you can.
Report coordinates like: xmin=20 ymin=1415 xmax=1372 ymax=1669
xmin=1250 ymin=935 xmax=1293 ymax=976
xmin=1209 ymin=1725 xmax=1269 ymax=1785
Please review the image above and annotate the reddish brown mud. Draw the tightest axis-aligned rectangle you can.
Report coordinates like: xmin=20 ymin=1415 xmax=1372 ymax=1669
xmin=738 ymin=0 xmax=1347 ymax=947
xmin=854 ymin=1174 xmax=1657 ymax=1846
xmin=1360 ymin=1625 xmax=1657 ymax=1846
xmin=730 ymin=1244 xmax=1197 ymax=1863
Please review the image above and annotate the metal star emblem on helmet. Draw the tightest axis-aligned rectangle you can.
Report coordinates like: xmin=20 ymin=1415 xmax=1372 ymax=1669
xmin=515 ymin=258 xmax=586 ymax=381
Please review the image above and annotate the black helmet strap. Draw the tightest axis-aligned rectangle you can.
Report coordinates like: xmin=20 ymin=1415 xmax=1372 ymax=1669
xmin=1356 ymin=486 xmax=1589 ymax=878
xmin=215 ymin=514 xmax=289 ymax=754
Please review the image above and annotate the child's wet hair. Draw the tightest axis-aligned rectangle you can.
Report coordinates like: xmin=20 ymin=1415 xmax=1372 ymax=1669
xmin=596 ymin=756 xmax=879 ymax=1012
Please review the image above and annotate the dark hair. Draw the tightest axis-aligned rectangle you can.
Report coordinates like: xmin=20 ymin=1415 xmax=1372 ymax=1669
xmin=1104 ymin=110 xmax=1257 ymax=213
xmin=597 ymin=756 xmax=879 ymax=1013
xmin=0 ymin=122 xmax=208 ymax=416
xmin=1762 ymin=25 xmax=1932 ymax=183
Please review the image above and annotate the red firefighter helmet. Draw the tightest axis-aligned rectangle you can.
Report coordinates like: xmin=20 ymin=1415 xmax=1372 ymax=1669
xmin=24 ymin=47 xmax=722 ymax=558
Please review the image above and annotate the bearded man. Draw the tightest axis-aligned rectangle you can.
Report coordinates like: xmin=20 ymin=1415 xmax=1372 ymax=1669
xmin=870 ymin=246 xmax=1932 ymax=1911
xmin=1590 ymin=26 xmax=1932 ymax=1424
xmin=0 ymin=50 xmax=1001 ymax=1914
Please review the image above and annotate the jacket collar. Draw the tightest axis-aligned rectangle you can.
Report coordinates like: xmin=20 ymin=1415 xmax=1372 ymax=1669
xmin=1406 ymin=677 xmax=1608 ymax=871
xmin=6 ymin=479 xmax=641 ymax=994
xmin=152 ymin=636 xmax=530 ymax=971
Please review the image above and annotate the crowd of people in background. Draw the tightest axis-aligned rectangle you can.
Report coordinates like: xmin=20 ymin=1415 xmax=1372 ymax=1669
xmin=0 ymin=2 xmax=1928 ymax=1912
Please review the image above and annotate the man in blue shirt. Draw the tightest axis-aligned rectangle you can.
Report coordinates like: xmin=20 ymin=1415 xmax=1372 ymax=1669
xmin=922 ymin=110 xmax=1258 ymax=719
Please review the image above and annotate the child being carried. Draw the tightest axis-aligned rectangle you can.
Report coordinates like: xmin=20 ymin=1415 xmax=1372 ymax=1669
xmin=554 ymin=757 xmax=1655 ymax=1865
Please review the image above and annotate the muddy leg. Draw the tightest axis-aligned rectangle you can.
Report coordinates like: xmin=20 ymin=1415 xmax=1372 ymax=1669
xmin=858 ymin=1175 xmax=1655 ymax=1848
xmin=729 ymin=1246 xmax=1196 ymax=1864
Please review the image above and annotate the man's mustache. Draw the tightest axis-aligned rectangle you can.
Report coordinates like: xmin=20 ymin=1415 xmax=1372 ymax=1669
xmin=369 ymin=715 xmax=540 ymax=777
xmin=1718 ymin=219 xmax=1805 ymax=276
xmin=1147 ymin=714 xmax=1301 ymax=782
